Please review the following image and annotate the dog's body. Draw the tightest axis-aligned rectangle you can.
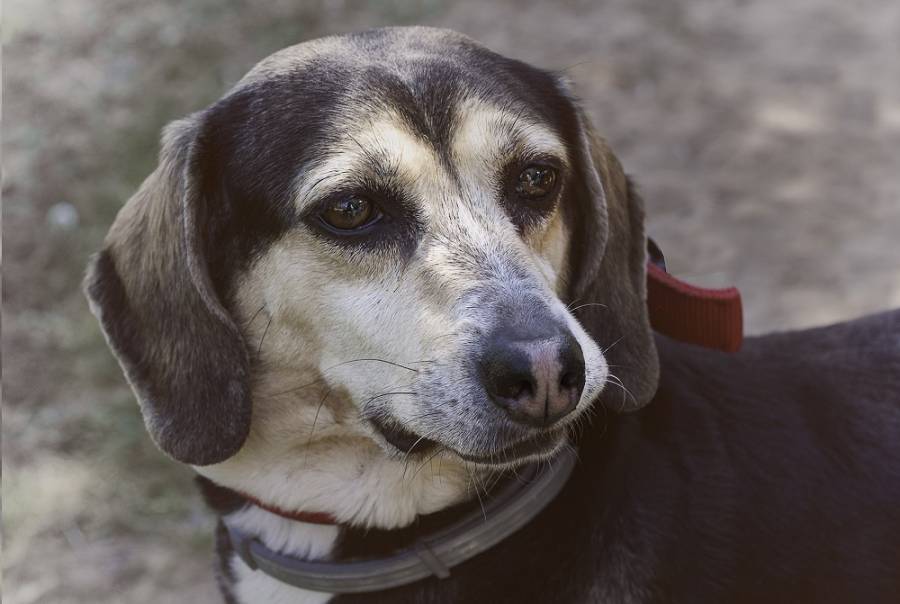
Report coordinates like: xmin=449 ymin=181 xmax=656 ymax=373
xmin=85 ymin=27 xmax=900 ymax=603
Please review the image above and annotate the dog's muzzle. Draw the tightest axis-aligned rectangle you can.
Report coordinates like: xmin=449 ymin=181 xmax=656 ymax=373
xmin=478 ymin=324 xmax=585 ymax=427
xmin=371 ymin=290 xmax=589 ymax=463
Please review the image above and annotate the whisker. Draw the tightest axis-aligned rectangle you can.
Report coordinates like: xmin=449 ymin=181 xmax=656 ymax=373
xmin=408 ymin=409 xmax=445 ymax=422
xmin=464 ymin=462 xmax=488 ymax=522
xmin=361 ymin=391 xmax=416 ymax=406
xmin=409 ymin=447 xmax=444 ymax=481
xmin=269 ymin=357 xmax=427 ymax=397
xmin=603 ymin=336 xmax=626 ymax=355
xmin=606 ymin=372 xmax=636 ymax=411
xmin=569 ymin=302 xmax=608 ymax=313
xmin=565 ymin=296 xmax=583 ymax=311
xmin=334 ymin=358 xmax=420 ymax=373
xmin=404 ymin=433 xmax=433 ymax=460
xmin=270 ymin=376 xmax=327 ymax=397
xmin=247 ymin=304 xmax=267 ymax=327
xmin=303 ymin=386 xmax=333 ymax=462
xmin=256 ymin=316 xmax=273 ymax=358
xmin=563 ymin=441 xmax=582 ymax=464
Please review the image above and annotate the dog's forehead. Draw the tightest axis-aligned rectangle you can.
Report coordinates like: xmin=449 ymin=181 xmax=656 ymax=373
xmin=231 ymin=26 xmax=571 ymax=144
xmin=238 ymin=27 xmax=472 ymax=83
xmin=238 ymin=27 xmax=487 ymax=88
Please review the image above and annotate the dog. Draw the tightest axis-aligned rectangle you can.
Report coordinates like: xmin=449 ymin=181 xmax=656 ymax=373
xmin=85 ymin=26 xmax=900 ymax=603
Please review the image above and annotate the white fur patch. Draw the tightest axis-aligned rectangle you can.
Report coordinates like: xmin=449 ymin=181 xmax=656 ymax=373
xmin=228 ymin=506 xmax=338 ymax=604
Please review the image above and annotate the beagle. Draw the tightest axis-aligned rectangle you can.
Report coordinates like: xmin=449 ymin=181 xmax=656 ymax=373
xmin=85 ymin=26 xmax=900 ymax=603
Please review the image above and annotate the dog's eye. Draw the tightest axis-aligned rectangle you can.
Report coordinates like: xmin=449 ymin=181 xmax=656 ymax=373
xmin=319 ymin=196 xmax=381 ymax=231
xmin=515 ymin=165 xmax=558 ymax=199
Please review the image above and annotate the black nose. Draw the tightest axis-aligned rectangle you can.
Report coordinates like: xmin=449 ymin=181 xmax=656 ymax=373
xmin=479 ymin=330 xmax=585 ymax=427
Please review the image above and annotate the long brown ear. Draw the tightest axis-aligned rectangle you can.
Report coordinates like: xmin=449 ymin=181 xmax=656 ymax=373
xmin=84 ymin=116 xmax=251 ymax=465
xmin=566 ymin=113 xmax=660 ymax=411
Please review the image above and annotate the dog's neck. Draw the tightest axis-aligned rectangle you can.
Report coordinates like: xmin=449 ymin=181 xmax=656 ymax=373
xmin=200 ymin=440 xmax=487 ymax=603
xmin=195 ymin=382 xmax=492 ymax=601
xmin=201 ymin=444 xmax=575 ymax=604
xmin=197 ymin=429 xmax=482 ymax=526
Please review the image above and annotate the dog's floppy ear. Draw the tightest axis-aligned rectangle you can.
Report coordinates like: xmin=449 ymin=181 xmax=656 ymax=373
xmin=566 ymin=112 xmax=660 ymax=411
xmin=84 ymin=115 xmax=251 ymax=465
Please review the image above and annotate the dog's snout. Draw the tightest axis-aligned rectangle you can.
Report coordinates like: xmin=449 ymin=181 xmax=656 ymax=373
xmin=480 ymin=331 xmax=585 ymax=427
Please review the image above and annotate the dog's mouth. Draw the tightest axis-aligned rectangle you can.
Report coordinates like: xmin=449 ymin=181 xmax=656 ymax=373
xmin=370 ymin=417 xmax=440 ymax=455
xmin=370 ymin=416 xmax=564 ymax=466
xmin=455 ymin=429 xmax=564 ymax=465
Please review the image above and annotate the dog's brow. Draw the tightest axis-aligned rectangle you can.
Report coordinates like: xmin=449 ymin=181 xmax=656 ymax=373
xmin=293 ymin=117 xmax=445 ymax=209
xmin=451 ymin=101 xmax=569 ymax=168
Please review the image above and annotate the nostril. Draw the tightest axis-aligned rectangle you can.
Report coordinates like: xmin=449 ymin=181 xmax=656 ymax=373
xmin=560 ymin=370 xmax=581 ymax=390
xmin=496 ymin=379 xmax=533 ymax=401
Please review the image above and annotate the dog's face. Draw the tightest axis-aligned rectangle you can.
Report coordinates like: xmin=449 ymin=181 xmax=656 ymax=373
xmin=86 ymin=27 xmax=658 ymax=519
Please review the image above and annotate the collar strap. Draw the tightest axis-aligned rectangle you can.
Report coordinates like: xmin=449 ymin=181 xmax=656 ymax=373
xmin=225 ymin=446 xmax=577 ymax=594
xmin=645 ymin=239 xmax=743 ymax=352
xmin=236 ymin=491 xmax=338 ymax=525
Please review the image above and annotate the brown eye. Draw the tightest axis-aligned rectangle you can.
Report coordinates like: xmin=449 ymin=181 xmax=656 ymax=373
xmin=320 ymin=196 xmax=378 ymax=231
xmin=515 ymin=165 xmax=558 ymax=199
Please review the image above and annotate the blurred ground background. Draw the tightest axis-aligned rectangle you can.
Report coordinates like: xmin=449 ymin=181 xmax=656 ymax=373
xmin=3 ymin=0 xmax=899 ymax=602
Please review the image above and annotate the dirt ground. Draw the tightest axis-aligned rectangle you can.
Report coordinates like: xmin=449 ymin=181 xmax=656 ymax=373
xmin=4 ymin=0 xmax=899 ymax=602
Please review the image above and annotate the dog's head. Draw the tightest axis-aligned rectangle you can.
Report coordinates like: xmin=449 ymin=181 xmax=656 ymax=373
xmin=86 ymin=28 xmax=658 ymax=487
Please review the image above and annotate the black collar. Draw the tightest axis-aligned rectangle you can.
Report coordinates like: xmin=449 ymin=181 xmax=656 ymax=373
xmin=214 ymin=447 xmax=577 ymax=594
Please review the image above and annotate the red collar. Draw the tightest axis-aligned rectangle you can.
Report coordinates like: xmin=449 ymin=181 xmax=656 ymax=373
xmin=646 ymin=261 xmax=743 ymax=352
xmin=238 ymin=491 xmax=338 ymax=525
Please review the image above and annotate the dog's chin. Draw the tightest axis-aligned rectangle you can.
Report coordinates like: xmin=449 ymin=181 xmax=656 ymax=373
xmin=369 ymin=416 xmax=566 ymax=468
xmin=454 ymin=429 xmax=566 ymax=468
